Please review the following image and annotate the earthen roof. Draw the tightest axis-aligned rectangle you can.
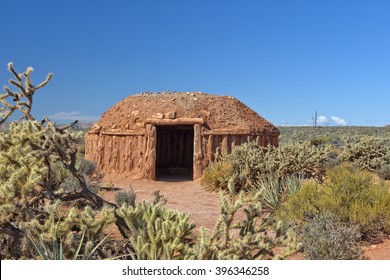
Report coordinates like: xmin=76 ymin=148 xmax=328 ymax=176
xmin=89 ymin=92 xmax=279 ymax=135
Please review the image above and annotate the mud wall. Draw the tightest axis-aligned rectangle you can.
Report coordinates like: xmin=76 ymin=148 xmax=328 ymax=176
xmin=85 ymin=128 xmax=279 ymax=180
xmin=85 ymin=132 xmax=147 ymax=178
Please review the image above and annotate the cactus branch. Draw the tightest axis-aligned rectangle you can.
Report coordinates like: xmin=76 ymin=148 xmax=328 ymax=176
xmin=0 ymin=62 xmax=53 ymax=124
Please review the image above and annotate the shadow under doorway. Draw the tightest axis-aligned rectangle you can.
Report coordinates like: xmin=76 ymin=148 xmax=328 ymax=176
xmin=156 ymin=125 xmax=194 ymax=181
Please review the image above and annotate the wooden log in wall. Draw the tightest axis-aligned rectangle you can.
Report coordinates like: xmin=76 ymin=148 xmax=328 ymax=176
xmin=193 ymin=124 xmax=202 ymax=180
xmin=143 ymin=124 xmax=156 ymax=179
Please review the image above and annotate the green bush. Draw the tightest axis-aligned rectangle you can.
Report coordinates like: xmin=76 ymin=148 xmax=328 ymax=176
xmin=377 ymin=164 xmax=390 ymax=180
xmin=277 ymin=164 xmax=390 ymax=242
xmin=115 ymin=188 xmax=136 ymax=207
xmin=310 ymin=136 xmax=333 ymax=146
xmin=301 ymin=212 xmax=361 ymax=260
xmin=201 ymin=161 xmax=234 ymax=191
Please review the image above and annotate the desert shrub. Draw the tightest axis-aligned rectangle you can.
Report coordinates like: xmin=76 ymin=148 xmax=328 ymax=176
xmin=201 ymin=161 xmax=234 ymax=191
xmin=116 ymin=201 xmax=195 ymax=260
xmin=326 ymin=150 xmax=341 ymax=168
xmin=277 ymin=164 xmax=390 ymax=242
xmin=310 ymin=136 xmax=333 ymax=146
xmin=301 ymin=212 xmax=361 ymax=260
xmin=76 ymin=159 xmax=96 ymax=175
xmin=341 ymin=136 xmax=390 ymax=171
xmin=377 ymin=164 xmax=390 ymax=180
xmin=152 ymin=190 xmax=167 ymax=205
xmin=52 ymin=159 xmax=98 ymax=194
xmin=115 ymin=188 xmax=136 ymax=207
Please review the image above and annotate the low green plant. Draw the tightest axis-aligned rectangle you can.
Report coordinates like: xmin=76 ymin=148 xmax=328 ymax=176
xmin=310 ymin=136 xmax=333 ymax=146
xmin=201 ymin=161 xmax=234 ymax=191
xmin=152 ymin=190 xmax=167 ymax=205
xmin=300 ymin=212 xmax=362 ymax=260
xmin=115 ymin=187 xmax=137 ymax=207
xmin=377 ymin=164 xmax=390 ymax=180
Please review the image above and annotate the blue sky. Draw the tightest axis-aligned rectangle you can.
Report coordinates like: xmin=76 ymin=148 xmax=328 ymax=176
xmin=1 ymin=0 xmax=389 ymax=126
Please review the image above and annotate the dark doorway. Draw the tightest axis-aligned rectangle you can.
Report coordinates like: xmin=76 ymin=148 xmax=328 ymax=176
xmin=156 ymin=125 xmax=194 ymax=181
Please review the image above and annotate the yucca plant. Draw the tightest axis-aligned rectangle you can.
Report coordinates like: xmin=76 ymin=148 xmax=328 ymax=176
xmin=253 ymin=175 xmax=303 ymax=211
xmin=26 ymin=228 xmax=109 ymax=260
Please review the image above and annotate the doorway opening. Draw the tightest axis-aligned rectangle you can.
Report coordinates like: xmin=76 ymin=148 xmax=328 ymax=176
xmin=156 ymin=125 xmax=194 ymax=181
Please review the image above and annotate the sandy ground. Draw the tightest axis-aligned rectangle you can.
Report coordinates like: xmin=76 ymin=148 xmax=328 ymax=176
xmin=100 ymin=175 xmax=390 ymax=260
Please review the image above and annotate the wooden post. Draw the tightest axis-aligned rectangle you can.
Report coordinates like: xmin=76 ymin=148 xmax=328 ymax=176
xmin=193 ymin=124 xmax=202 ymax=180
xmin=207 ymin=135 xmax=214 ymax=162
xmin=222 ymin=135 xmax=228 ymax=153
xmin=144 ymin=124 xmax=156 ymax=180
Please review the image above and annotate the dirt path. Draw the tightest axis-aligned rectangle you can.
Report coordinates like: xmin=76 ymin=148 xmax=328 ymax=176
xmin=100 ymin=175 xmax=390 ymax=260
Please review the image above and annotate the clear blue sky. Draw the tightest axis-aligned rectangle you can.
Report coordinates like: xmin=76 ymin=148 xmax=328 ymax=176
xmin=1 ymin=0 xmax=389 ymax=126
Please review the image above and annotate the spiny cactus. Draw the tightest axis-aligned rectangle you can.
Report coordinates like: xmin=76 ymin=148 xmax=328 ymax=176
xmin=0 ymin=63 xmax=127 ymax=259
xmin=23 ymin=201 xmax=116 ymax=259
xmin=341 ymin=135 xmax=390 ymax=171
xmin=116 ymin=201 xmax=195 ymax=260
xmin=1 ymin=62 xmax=52 ymax=124
xmin=203 ymin=140 xmax=332 ymax=191
xmin=187 ymin=178 xmax=300 ymax=260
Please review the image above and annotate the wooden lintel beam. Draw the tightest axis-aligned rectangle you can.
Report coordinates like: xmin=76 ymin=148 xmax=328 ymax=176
xmin=145 ymin=117 xmax=204 ymax=125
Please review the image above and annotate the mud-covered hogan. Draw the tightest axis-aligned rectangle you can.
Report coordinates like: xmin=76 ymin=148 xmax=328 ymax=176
xmin=85 ymin=92 xmax=279 ymax=180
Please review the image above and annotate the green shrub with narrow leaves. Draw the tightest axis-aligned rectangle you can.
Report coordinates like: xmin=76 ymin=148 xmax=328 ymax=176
xmin=277 ymin=164 xmax=390 ymax=242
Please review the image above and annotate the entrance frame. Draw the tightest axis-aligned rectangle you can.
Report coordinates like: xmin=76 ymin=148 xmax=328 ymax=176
xmin=144 ymin=118 xmax=203 ymax=180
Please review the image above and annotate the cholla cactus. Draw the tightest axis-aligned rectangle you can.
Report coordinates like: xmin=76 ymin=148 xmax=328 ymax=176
xmin=116 ymin=201 xmax=195 ymax=260
xmin=188 ymin=178 xmax=300 ymax=260
xmin=23 ymin=201 xmax=115 ymax=259
xmin=1 ymin=62 xmax=52 ymax=124
xmin=0 ymin=63 xmax=124 ymax=259
xmin=341 ymin=136 xmax=390 ymax=171
xmin=204 ymin=140 xmax=332 ymax=191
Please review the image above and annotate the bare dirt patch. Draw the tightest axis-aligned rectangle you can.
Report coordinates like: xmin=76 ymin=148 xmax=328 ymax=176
xmin=100 ymin=175 xmax=390 ymax=260
xmin=100 ymin=175 xmax=221 ymax=232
